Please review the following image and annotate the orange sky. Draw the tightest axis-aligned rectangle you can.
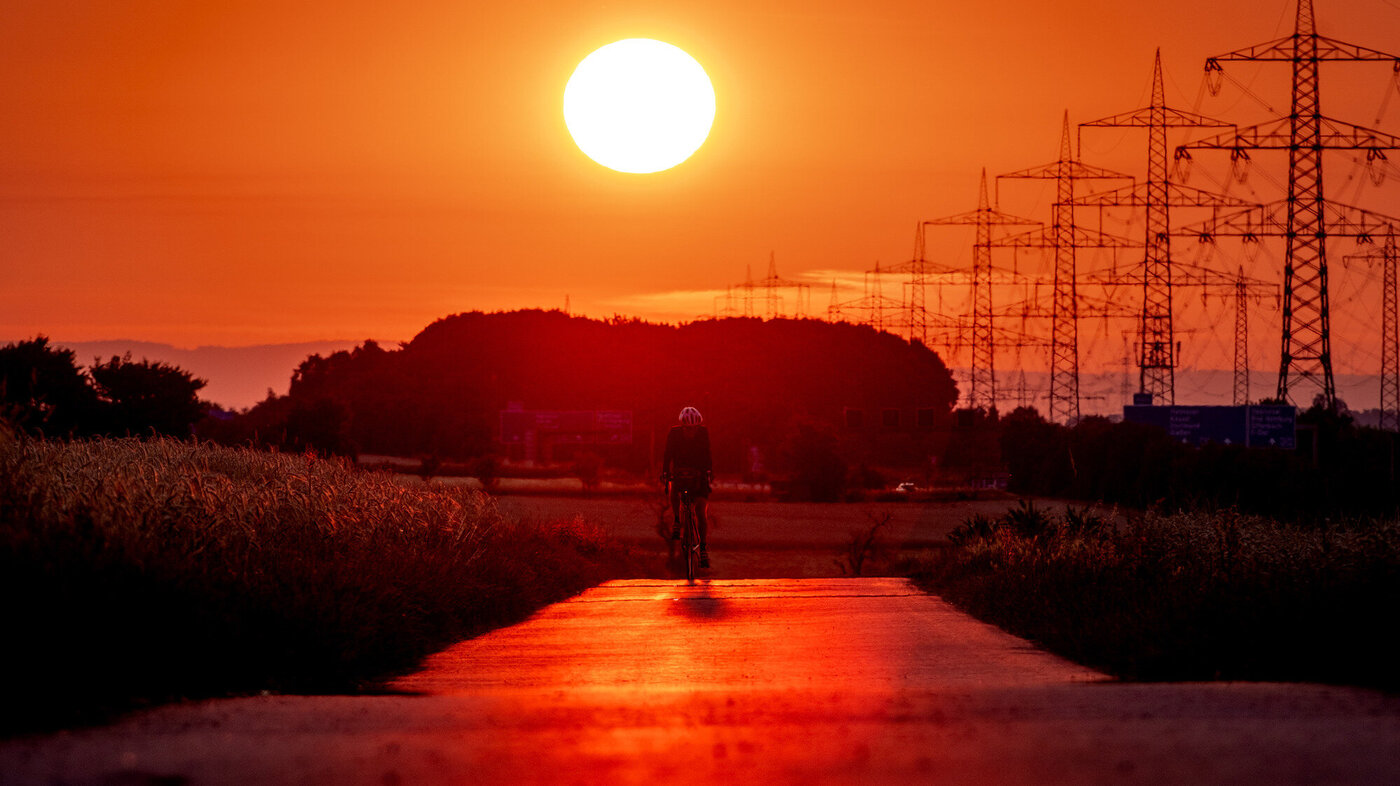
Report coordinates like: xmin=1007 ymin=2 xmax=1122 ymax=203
xmin=3 ymin=0 xmax=1400 ymax=385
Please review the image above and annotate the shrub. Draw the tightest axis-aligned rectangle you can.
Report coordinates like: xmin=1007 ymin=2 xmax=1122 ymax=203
xmin=948 ymin=514 xmax=999 ymax=546
xmin=1002 ymin=499 xmax=1055 ymax=538
xmin=835 ymin=512 xmax=891 ymax=576
xmin=572 ymin=452 xmax=604 ymax=492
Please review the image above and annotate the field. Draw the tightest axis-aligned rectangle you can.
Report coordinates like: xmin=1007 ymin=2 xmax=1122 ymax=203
xmin=906 ymin=505 xmax=1400 ymax=689
xmin=0 ymin=433 xmax=648 ymax=733
xmin=489 ymin=493 xmax=1022 ymax=577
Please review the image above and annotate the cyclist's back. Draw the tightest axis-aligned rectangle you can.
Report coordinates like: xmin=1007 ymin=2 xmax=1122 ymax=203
xmin=662 ymin=406 xmax=713 ymax=567
xmin=663 ymin=429 xmax=711 ymax=488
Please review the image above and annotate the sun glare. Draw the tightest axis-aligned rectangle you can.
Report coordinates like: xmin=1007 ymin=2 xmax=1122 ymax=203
xmin=563 ymin=39 xmax=716 ymax=174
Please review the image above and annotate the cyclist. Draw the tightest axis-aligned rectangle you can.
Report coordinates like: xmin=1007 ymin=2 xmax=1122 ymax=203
xmin=661 ymin=405 xmax=712 ymax=568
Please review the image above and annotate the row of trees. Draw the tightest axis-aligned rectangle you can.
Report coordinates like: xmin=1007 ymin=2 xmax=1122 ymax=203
xmin=12 ymin=319 xmax=1390 ymax=517
xmin=989 ymin=404 xmax=1399 ymax=519
xmin=204 ymin=310 xmax=961 ymax=475
xmin=0 ymin=337 xmax=208 ymax=438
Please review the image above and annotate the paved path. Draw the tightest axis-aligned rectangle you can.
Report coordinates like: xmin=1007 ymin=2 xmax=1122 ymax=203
xmin=4 ymin=579 xmax=1399 ymax=785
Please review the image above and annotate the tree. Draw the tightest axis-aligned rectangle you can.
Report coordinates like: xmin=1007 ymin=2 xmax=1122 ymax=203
xmin=472 ymin=454 xmax=502 ymax=491
xmin=999 ymin=407 xmax=1072 ymax=496
xmin=0 ymin=337 xmax=99 ymax=436
xmin=778 ymin=419 xmax=848 ymax=502
xmin=89 ymin=354 xmax=208 ymax=437
xmin=283 ymin=397 xmax=356 ymax=458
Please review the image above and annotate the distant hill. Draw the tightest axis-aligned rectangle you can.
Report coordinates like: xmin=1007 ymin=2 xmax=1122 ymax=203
xmin=47 ymin=340 xmax=373 ymax=410
xmin=279 ymin=310 xmax=960 ymax=471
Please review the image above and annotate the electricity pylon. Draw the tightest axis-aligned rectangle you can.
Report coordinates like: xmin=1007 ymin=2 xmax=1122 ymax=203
xmin=714 ymin=286 xmax=743 ymax=318
xmin=1343 ymin=232 xmax=1399 ymax=430
xmin=884 ymin=225 xmax=935 ymax=346
xmin=1181 ymin=0 xmax=1400 ymax=408
xmin=757 ymin=252 xmax=812 ymax=317
xmin=1078 ymin=49 xmax=1250 ymax=405
xmin=826 ymin=279 xmax=845 ymax=322
xmin=1384 ymin=233 xmax=1399 ymax=431
xmin=731 ymin=254 xmax=812 ymax=319
xmin=830 ymin=262 xmax=905 ymax=334
xmin=922 ymin=169 xmax=1039 ymax=410
xmin=1234 ymin=267 xmax=1251 ymax=405
xmin=998 ymin=113 xmax=1135 ymax=423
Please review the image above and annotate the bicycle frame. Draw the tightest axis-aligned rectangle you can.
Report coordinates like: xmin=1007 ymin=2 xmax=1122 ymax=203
xmin=676 ymin=486 xmax=701 ymax=582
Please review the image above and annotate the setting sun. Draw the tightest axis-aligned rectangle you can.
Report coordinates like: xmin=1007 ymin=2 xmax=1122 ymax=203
xmin=563 ymin=39 xmax=716 ymax=174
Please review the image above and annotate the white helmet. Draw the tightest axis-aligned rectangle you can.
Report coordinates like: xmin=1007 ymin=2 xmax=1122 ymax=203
xmin=679 ymin=406 xmax=703 ymax=425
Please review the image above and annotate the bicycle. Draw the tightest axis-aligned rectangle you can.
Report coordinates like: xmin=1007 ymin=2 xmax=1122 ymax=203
xmin=666 ymin=475 xmax=704 ymax=582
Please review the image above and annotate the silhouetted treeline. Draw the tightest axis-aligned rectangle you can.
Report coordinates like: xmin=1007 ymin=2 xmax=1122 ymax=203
xmin=995 ymin=405 xmax=1400 ymax=519
xmin=0 ymin=337 xmax=207 ymax=438
xmin=204 ymin=311 xmax=959 ymax=477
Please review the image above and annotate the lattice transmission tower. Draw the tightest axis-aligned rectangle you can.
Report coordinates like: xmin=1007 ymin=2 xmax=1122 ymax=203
xmin=883 ymin=225 xmax=935 ymax=346
xmin=1384 ymin=233 xmax=1399 ymax=431
xmin=826 ymin=279 xmax=845 ymax=322
xmin=998 ymin=113 xmax=1135 ymax=423
xmin=1078 ymin=50 xmax=1251 ymax=405
xmin=922 ymin=169 xmax=1039 ymax=410
xmin=730 ymin=253 xmax=812 ymax=319
xmin=1343 ymin=231 xmax=1399 ymax=430
xmin=1182 ymin=0 xmax=1400 ymax=408
xmin=1235 ymin=266 xmax=1252 ymax=405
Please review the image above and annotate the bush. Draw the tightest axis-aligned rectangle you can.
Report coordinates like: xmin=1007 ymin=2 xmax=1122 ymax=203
xmin=572 ymin=452 xmax=604 ymax=492
xmin=946 ymin=500 xmax=1109 ymax=544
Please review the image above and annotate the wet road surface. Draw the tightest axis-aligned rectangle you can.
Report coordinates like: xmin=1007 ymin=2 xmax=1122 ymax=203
xmin=4 ymin=579 xmax=1399 ymax=785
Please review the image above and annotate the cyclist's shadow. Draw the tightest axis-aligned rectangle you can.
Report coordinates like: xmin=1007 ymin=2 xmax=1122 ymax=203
xmin=668 ymin=582 xmax=735 ymax=621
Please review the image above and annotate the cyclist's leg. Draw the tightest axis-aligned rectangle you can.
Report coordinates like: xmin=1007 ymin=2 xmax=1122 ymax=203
xmin=695 ymin=496 xmax=710 ymax=567
xmin=668 ymin=484 xmax=682 ymax=538
xmin=695 ymin=496 xmax=708 ymax=544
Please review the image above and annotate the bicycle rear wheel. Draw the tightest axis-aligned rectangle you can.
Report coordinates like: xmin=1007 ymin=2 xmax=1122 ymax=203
xmin=681 ymin=496 xmax=697 ymax=582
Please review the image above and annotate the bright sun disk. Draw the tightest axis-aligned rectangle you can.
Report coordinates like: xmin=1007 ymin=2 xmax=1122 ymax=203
xmin=563 ymin=39 xmax=716 ymax=174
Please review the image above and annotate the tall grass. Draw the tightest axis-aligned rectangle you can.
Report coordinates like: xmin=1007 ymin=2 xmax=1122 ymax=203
xmin=0 ymin=429 xmax=648 ymax=733
xmin=906 ymin=504 xmax=1400 ymax=689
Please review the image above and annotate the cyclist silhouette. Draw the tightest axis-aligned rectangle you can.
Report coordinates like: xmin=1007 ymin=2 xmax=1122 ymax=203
xmin=661 ymin=406 xmax=712 ymax=568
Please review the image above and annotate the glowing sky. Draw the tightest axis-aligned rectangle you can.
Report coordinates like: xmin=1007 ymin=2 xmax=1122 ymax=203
xmin=2 ymin=0 xmax=1399 ymax=392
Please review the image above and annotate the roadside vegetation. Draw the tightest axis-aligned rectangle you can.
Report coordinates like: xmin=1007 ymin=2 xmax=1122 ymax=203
xmin=0 ymin=428 xmax=651 ymax=734
xmin=905 ymin=502 xmax=1400 ymax=689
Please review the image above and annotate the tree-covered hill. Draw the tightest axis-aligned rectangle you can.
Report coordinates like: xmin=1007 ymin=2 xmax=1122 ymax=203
xmin=238 ymin=310 xmax=959 ymax=473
